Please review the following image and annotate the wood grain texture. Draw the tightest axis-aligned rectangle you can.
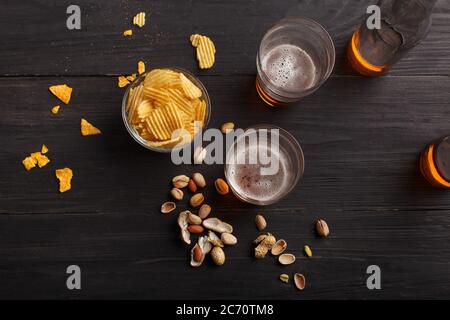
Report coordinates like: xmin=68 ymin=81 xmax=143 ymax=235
xmin=1 ymin=74 xmax=450 ymax=299
xmin=0 ymin=0 xmax=448 ymax=76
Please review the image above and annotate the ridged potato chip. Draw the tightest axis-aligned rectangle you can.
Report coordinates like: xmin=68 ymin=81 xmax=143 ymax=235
xmin=136 ymin=100 xmax=154 ymax=121
xmin=144 ymin=87 xmax=171 ymax=107
xmin=190 ymin=34 xmax=216 ymax=69
xmin=144 ymin=108 xmax=172 ymax=140
xmin=133 ymin=12 xmax=145 ymax=27
xmin=167 ymin=88 xmax=195 ymax=117
xmin=179 ymin=73 xmax=202 ymax=99
xmin=147 ymin=135 xmax=183 ymax=148
xmin=55 ymin=167 xmax=73 ymax=193
xmin=144 ymin=69 xmax=180 ymax=89
xmin=49 ymin=84 xmax=73 ymax=104
xmin=123 ymin=29 xmax=133 ymax=36
xmin=195 ymin=99 xmax=207 ymax=124
xmin=80 ymin=118 xmax=102 ymax=136
xmin=127 ymin=84 xmax=145 ymax=122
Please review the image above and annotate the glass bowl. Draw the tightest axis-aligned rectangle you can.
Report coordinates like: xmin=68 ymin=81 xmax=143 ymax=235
xmin=121 ymin=66 xmax=211 ymax=153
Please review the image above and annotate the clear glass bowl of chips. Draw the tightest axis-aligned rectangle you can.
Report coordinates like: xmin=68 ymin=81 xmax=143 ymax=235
xmin=122 ymin=67 xmax=211 ymax=152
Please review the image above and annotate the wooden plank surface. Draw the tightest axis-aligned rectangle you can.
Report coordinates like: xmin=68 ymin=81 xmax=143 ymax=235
xmin=0 ymin=0 xmax=448 ymax=76
xmin=0 ymin=0 xmax=450 ymax=299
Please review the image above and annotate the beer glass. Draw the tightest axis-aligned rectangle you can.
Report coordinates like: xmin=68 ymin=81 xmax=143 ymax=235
xmin=224 ymin=124 xmax=304 ymax=205
xmin=256 ymin=17 xmax=335 ymax=106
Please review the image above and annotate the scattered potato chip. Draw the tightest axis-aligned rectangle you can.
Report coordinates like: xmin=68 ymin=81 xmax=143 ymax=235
xmin=30 ymin=152 xmax=50 ymax=168
xmin=118 ymin=76 xmax=130 ymax=88
xmin=41 ymin=144 xmax=49 ymax=154
xmin=55 ymin=168 xmax=73 ymax=193
xmin=22 ymin=156 xmax=36 ymax=171
xmin=126 ymin=68 xmax=207 ymax=149
xmin=190 ymin=34 xmax=216 ymax=69
xmin=133 ymin=12 xmax=146 ymax=27
xmin=123 ymin=29 xmax=133 ymax=36
xmin=51 ymin=105 xmax=60 ymax=114
xmin=49 ymin=84 xmax=73 ymax=104
xmin=80 ymin=118 xmax=102 ymax=136
xmin=138 ymin=61 xmax=145 ymax=75
xmin=126 ymin=74 xmax=137 ymax=82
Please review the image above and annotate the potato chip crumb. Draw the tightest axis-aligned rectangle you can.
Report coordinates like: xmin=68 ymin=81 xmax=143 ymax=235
xmin=30 ymin=152 xmax=50 ymax=168
xmin=190 ymin=34 xmax=216 ymax=69
xmin=133 ymin=12 xmax=145 ymax=27
xmin=126 ymin=74 xmax=136 ymax=82
xmin=80 ymin=118 xmax=102 ymax=136
xmin=55 ymin=168 xmax=73 ymax=193
xmin=123 ymin=29 xmax=133 ymax=36
xmin=118 ymin=76 xmax=130 ymax=88
xmin=41 ymin=144 xmax=49 ymax=154
xmin=49 ymin=84 xmax=72 ymax=104
xmin=138 ymin=61 xmax=146 ymax=75
xmin=51 ymin=105 xmax=60 ymax=114
xmin=22 ymin=156 xmax=36 ymax=171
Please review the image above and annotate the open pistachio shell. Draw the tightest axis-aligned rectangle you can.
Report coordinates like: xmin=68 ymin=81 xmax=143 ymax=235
xmin=161 ymin=201 xmax=176 ymax=214
xmin=271 ymin=239 xmax=287 ymax=256
xmin=278 ymin=253 xmax=296 ymax=265
xmin=294 ymin=273 xmax=306 ymax=290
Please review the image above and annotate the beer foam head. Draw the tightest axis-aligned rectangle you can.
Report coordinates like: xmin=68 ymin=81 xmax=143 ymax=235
xmin=261 ymin=44 xmax=317 ymax=92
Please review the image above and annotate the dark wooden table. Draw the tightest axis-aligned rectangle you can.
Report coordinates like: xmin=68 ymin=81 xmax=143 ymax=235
xmin=0 ymin=0 xmax=449 ymax=299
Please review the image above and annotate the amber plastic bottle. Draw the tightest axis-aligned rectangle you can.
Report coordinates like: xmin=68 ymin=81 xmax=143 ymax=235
xmin=420 ymin=136 xmax=450 ymax=188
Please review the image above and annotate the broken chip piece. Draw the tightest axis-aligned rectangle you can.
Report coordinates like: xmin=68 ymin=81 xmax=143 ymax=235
xmin=55 ymin=167 xmax=73 ymax=193
xmin=133 ymin=12 xmax=145 ymax=27
xmin=80 ymin=118 xmax=102 ymax=136
xmin=49 ymin=84 xmax=73 ymax=104
xmin=138 ymin=61 xmax=145 ymax=75
xmin=190 ymin=34 xmax=216 ymax=69
xmin=126 ymin=74 xmax=137 ymax=82
xmin=51 ymin=105 xmax=60 ymax=114
xmin=22 ymin=156 xmax=36 ymax=171
xmin=123 ymin=29 xmax=133 ymax=36
xmin=41 ymin=144 xmax=49 ymax=154
xmin=30 ymin=152 xmax=50 ymax=168
xmin=118 ymin=76 xmax=130 ymax=88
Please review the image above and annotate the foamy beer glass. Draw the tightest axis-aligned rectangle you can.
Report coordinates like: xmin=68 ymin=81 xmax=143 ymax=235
xmin=225 ymin=125 xmax=304 ymax=205
xmin=256 ymin=17 xmax=335 ymax=106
